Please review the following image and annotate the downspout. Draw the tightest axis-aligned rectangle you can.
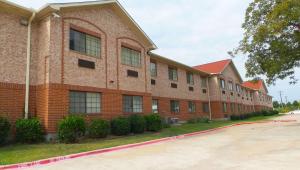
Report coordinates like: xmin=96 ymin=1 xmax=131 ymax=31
xmin=206 ymin=76 xmax=212 ymax=120
xmin=24 ymin=12 xmax=36 ymax=119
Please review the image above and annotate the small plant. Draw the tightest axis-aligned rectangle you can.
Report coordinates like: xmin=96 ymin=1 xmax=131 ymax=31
xmin=15 ymin=118 xmax=44 ymax=143
xmin=88 ymin=119 xmax=110 ymax=138
xmin=129 ymin=114 xmax=146 ymax=134
xmin=58 ymin=115 xmax=86 ymax=143
xmin=0 ymin=116 xmax=10 ymax=145
xmin=144 ymin=114 xmax=162 ymax=132
xmin=111 ymin=117 xmax=130 ymax=136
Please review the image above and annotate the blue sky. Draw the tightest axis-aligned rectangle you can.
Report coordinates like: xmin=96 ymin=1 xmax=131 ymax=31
xmin=9 ymin=0 xmax=300 ymax=102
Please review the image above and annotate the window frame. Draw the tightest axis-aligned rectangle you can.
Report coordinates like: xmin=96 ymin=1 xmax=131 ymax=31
xmin=123 ymin=95 xmax=143 ymax=113
xmin=201 ymin=77 xmax=207 ymax=88
xmin=150 ymin=61 xmax=157 ymax=77
xmin=202 ymin=102 xmax=209 ymax=113
xmin=186 ymin=72 xmax=194 ymax=85
xmin=152 ymin=99 xmax=159 ymax=113
xmin=69 ymin=28 xmax=101 ymax=58
xmin=228 ymin=81 xmax=233 ymax=91
xmin=222 ymin=102 xmax=227 ymax=113
xmin=188 ymin=101 xmax=196 ymax=113
xmin=170 ymin=100 xmax=180 ymax=113
xmin=121 ymin=46 xmax=142 ymax=67
xmin=220 ymin=79 xmax=226 ymax=89
xmin=168 ymin=67 xmax=178 ymax=81
xmin=69 ymin=91 xmax=101 ymax=114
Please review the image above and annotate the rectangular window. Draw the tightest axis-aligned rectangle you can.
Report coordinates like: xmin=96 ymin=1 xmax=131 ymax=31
xmin=170 ymin=100 xmax=180 ymax=113
xmin=222 ymin=102 xmax=227 ymax=113
xmin=188 ymin=101 xmax=196 ymax=113
xmin=69 ymin=91 xmax=101 ymax=114
xmin=220 ymin=79 xmax=225 ymax=89
xmin=123 ymin=95 xmax=143 ymax=113
xmin=152 ymin=99 xmax=158 ymax=113
xmin=230 ymin=103 xmax=235 ymax=113
xmin=121 ymin=46 xmax=141 ymax=67
xmin=236 ymin=84 xmax=241 ymax=93
xmin=201 ymin=77 xmax=207 ymax=88
xmin=70 ymin=29 xmax=100 ymax=57
xmin=186 ymin=72 xmax=194 ymax=85
xmin=228 ymin=81 xmax=233 ymax=91
xmin=202 ymin=102 xmax=209 ymax=113
xmin=168 ymin=67 xmax=178 ymax=81
xmin=150 ymin=61 xmax=157 ymax=77
xmin=238 ymin=104 xmax=241 ymax=113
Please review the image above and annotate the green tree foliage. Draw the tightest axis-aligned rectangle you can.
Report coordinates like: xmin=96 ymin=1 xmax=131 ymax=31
xmin=273 ymin=101 xmax=280 ymax=108
xmin=231 ymin=0 xmax=300 ymax=84
xmin=292 ymin=100 xmax=299 ymax=107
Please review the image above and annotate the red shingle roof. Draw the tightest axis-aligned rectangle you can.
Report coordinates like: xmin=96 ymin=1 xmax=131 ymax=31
xmin=193 ymin=59 xmax=231 ymax=74
xmin=242 ymin=80 xmax=263 ymax=90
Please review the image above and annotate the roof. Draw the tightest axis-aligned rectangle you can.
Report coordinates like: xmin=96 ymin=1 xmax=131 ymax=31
xmin=0 ymin=0 xmax=33 ymax=18
xmin=242 ymin=79 xmax=269 ymax=93
xmin=193 ymin=59 xmax=231 ymax=74
xmin=4 ymin=0 xmax=157 ymax=50
xmin=149 ymin=52 xmax=209 ymax=76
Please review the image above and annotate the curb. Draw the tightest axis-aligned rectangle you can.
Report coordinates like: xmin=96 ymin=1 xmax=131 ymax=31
xmin=0 ymin=119 xmax=296 ymax=170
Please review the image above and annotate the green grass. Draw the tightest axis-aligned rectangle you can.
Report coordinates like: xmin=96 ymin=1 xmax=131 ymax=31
xmin=0 ymin=114 xmax=282 ymax=165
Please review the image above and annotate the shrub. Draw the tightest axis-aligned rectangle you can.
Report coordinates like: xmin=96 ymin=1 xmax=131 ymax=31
xmin=0 ymin=117 xmax=10 ymax=145
xmin=144 ymin=114 xmax=162 ymax=132
xmin=111 ymin=117 xmax=130 ymax=136
xmin=15 ymin=118 xmax=43 ymax=143
xmin=129 ymin=114 xmax=146 ymax=134
xmin=188 ymin=117 xmax=210 ymax=124
xmin=88 ymin=119 xmax=110 ymax=138
xmin=58 ymin=115 xmax=86 ymax=143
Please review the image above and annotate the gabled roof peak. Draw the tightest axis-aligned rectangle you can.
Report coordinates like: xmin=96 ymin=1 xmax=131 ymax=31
xmin=193 ymin=59 xmax=232 ymax=74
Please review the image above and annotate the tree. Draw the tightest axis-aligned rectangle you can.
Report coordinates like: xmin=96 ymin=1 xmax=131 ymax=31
xmin=273 ymin=101 xmax=280 ymax=108
xmin=230 ymin=0 xmax=300 ymax=84
xmin=292 ymin=100 xmax=299 ymax=107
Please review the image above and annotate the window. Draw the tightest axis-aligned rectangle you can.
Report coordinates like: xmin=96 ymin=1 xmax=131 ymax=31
xmin=121 ymin=46 xmax=141 ymax=67
xmin=170 ymin=100 xmax=180 ymax=113
xmin=168 ymin=67 xmax=178 ymax=81
xmin=152 ymin=99 xmax=158 ymax=113
xmin=70 ymin=29 xmax=101 ymax=57
xmin=69 ymin=91 xmax=101 ymax=114
xmin=123 ymin=95 xmax=143 ymax=113
xmin=228 ymin=81 xmax=233 ymax=91
xmin=188 ymin=101 xmax=196 ymax=113
xmin=150 ymin=61 xmax=157 ymax=77
xmin=220 ymin=79 xmax=225 ymax=89
xmin=202 ymin=103 xmax=209 ymax=113
xmin=201 ymin=77 xmax=207 ymax=88
xmin=236 ymin=84 xmax=241 ymax=93
xmin=186 ymin=72 xmax=194 ymax=85
xmin=238 ymin=104 xmax=241 ymax=113
xmin=230 ymin=103 xmax=235 ymax=113
xmin=222 ymin=102 xmax=227 ymax=113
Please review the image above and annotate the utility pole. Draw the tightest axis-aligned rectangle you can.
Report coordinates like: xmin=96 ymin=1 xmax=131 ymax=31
xmin=279 ymin=91 xmax=283 ymax=107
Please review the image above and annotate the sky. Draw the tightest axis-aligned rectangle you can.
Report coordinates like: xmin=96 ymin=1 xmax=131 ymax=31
xmin=9 ymin=0 xmax=300 ymax=103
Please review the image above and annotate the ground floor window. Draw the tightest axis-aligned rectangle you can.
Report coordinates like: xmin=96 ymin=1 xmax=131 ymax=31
xmin=222 ymin=102 xmax=227 ymax=113
xmin=152 ymin=99 xmax=158 ymax=113
xmin=230 ymin=103 xmax=235 ymax=113
xmin=69 ymin=91 xmax=101 ymax=114
xmin=238 ymin=104 xmax=241 ymax=113
xmin=123 ymin=95 xmax=143 ymax=113
xmin=170 ymin=100 xmax=180 ymax=113
xmin=188 ymin=101 xmax=196 ymax=113
xmin=202 ymin=102 xmax=209 ymax=113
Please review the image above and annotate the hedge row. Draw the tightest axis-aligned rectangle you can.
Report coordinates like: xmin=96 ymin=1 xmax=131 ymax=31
xmin=230 ymin=110 xmax=279 ymax=121
xmin=58 ymin=113 xmax=164 ymax=143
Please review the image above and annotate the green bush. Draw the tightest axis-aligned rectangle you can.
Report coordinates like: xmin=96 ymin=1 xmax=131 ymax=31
xmin=111 ymin=117 xmax=130 ymax=136
xmin=129 ymin=114 xmax=146 ymax=134
xmin=144 ymin=114 xmax=162 ymax=132
xmin=188 ymin=117 xmax=210 ymax=124
xmin=15 ymin=118 xmax=43 ymax=143
xmin=0 ymin=117 xmax=10 ymax=145
xmin=88 ymin=119 xmax=110 ymax=138
xmin=58 ymin=115 xmax=86 ymax=143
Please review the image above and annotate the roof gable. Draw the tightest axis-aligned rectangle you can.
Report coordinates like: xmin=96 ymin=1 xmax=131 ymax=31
xmin=193 ymin=59 xmax=231 ymax=74
xmin=242 ymin=79 xmax=268 ymax=93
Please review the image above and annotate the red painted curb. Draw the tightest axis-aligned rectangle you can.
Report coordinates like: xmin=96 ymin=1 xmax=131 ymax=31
xmin=0 ymin=119 xmax=296 ymax=170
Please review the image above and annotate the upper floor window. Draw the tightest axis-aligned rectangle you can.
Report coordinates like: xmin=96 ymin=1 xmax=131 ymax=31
xmin=236 ymin=84 xmax=241 ymax=93
xmin=188 ymin=101 xmax=196 ymax=113
xmin=150 ymin=61 xmax=157 ymax=77
xmin=121 ymin=46 xmax=141 ymax=67
xmin=228 ymin=81 xmax=233 ymax=91
xmin=201 ymin=77 xmax=207 ymax=88
xmin=69 ymin=91 xmax=101 ymax=114
xmin=220 ymin=79 xmax=226 ymax=89
xmin=123 ymin=95 xmax=143 ymax=113
xmin=168 ymin=67 xmax=178 ymax=81
xmin=70 ymin=29 xmax=101 ymax=58
xmin=186 ymin=72 xmax=194 ymax=85
xmin=170 ymin=100 xmax=180 ymax=113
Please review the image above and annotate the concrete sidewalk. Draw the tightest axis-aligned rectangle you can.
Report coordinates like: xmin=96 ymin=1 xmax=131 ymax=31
xmin=30 ymin=115 xmax=300 ymax=170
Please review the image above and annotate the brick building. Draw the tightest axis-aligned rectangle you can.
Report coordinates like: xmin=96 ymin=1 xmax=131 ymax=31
xmin=0 ymin=0 xmax=272 ymax=135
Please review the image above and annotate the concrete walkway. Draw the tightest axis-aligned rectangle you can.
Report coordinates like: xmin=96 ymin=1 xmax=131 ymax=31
xmin=30 ymin=114 xmax=300 ymax=170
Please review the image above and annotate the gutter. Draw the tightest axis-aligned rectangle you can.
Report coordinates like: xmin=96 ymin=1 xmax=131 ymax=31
xmin=24 ymin=12 xmax=36 ymax=119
